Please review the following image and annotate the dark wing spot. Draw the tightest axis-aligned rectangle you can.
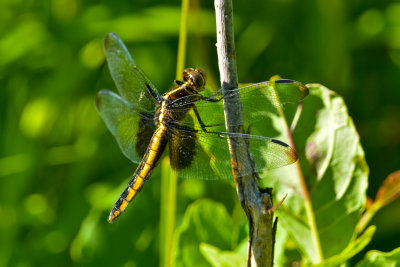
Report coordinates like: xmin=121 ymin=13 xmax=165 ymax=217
xmin=169 ymin=128 xmax=196 ymax=170
xmin=275 ymin=79 xmax=294 ymax=84
xmin=271 ymin=139 xmax=289 ymax=147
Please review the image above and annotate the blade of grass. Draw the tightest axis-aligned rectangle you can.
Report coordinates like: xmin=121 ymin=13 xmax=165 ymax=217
xmin=176 ymin=0 xmax=189 ymax=79
xmin=160 ymin=157 xmax=178 ymax=267
xmin=160 ymin=1 xmax=189 ymax=266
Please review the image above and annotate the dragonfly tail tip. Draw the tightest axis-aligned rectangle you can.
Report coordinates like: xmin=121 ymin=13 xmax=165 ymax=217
xmin=108 ymin=215 xmax=115 ymax=224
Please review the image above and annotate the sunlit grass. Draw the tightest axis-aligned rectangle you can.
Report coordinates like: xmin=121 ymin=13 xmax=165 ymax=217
xmin=159 ymin=1 xmax=190 ymax=267
xmin=160 ymin=157 xmax=178 ymax=267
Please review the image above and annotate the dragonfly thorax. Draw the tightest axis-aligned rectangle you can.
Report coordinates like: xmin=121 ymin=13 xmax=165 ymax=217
xmin=155 ymin=68 xmax=207 ymax=124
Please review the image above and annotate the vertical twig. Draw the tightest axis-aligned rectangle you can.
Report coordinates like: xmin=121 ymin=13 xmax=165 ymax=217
xmin=214 ymin=0 xmax=275 ymax=266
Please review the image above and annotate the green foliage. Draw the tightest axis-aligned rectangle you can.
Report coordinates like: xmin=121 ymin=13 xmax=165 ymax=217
xmin=271 ymin=84 xmax=369 ymax=263
xmin=356 ymin=247 xmax=400 ymax=267
xmin=173 ymin=200 xmax=240 ymax=267
xmin=312 ymin=226 xmax=375 ymax=267
xmin=171 ymin=83 xmax=397 ymax=266
xmin=1 ymin=0 xmax=400 ymax=266
xmin=200 ymin=242 xmax=247 ymax=267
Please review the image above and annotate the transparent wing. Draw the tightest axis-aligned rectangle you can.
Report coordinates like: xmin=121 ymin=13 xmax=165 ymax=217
xmin=96 ymin=90 xmax=156 ymax=164
xmin=104 ymin=33 xmax=160 ymax=111
xmin=168 ymin=128 xmax=298 ymax=180
xmin=168 ymin=79 xmax=309 ymax=131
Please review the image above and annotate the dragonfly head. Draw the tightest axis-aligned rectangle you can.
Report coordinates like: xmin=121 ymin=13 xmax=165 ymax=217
xmin=183 ymin=68 xmax=206 ymax=92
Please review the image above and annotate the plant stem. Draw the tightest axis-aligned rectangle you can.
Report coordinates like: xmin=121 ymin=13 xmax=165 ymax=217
xmin=160 ymin=158 xmax=178 ymax=267
xmin=295 ymin=163 xmax=324 ymax=263
xmin=214 ymin=0 xmax=275 ymax=266
xmin=176 ymin=0 xmax=189 ymax=79
xmin=282 ymin=100 xmax=323 ymax=263
xmin=160 ymin=1 xmax=189 ymax=266
xmin=356 ymin=203 xmax=378 ymax=234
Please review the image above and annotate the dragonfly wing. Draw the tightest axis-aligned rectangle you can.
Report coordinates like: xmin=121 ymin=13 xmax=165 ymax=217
xmin=238 ymin=79 xmax=309 ymax=104
xmin=169 ymin=128 xmax=297 ymax=180
xmin=168 ymin=128 xmax=232 ymax=180
xmin=166 ymin=79 xmax=304 ymax=180
xmin=168 ymin=127 xmax=196 ymax=171
xmin=168 ymin=79 xmax=308 ymax=130
xmin=104 ymin=33 xmax=160 ymax=111
xmin=241 ymin=133 xmax=298 ymax=170
xmin=96 ymin=90 xmax=156 ymax=164
xmin=236 ymin=79 xmax=309 ymax=125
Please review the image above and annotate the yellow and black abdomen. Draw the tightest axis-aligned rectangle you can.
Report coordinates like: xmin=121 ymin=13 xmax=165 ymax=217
xmin=108 ymin=125 xmax=168 ymax=222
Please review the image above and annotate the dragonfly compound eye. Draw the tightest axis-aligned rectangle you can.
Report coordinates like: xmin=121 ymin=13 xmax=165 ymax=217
xmin=194 ymin=68 xmax=206 ymax=90
xmin=183 ymin=68 xmax=206 ymax=91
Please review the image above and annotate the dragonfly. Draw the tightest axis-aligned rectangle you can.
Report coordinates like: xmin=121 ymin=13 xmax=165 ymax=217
xmin=96 ymin=33 xmax=309 ymax=223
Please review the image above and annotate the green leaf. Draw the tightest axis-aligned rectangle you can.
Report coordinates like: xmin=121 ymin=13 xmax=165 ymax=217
xmin=312 ymin=226 xmax=375 ymax=267
xmin=200 ymin=242 xmax=247 ymax=267
xmin=356 ymin=247 xmax=400 ymax=267
xmin=262 ymin=84 xmax=369 ymax=264
xmin=173 ymin=200 xmax=235 ymax=267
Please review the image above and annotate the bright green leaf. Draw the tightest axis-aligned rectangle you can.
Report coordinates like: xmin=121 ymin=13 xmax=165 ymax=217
xmin=264 ymin=84 xmax=369 ymax=264
xmin=173 ymin=200 xmax=235 ymax=267
xmin=356 ymin=247 xmax=400 ymax=267
xmin=200 ymin=243 xmax=247 ymax=267
xmin=312 ymin=226 xmax=375 ymax=267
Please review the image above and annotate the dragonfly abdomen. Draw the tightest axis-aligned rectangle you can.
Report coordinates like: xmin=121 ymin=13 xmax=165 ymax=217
xmin=108 ymin=126 xmax=168 ymax=223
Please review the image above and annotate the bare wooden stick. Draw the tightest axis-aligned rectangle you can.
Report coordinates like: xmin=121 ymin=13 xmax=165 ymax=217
xmin=214 ymin=0 xmax=275 ymax=266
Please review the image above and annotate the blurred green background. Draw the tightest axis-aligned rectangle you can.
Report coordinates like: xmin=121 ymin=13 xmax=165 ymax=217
xmin=1 ymin=0 xmax=399 ymax=266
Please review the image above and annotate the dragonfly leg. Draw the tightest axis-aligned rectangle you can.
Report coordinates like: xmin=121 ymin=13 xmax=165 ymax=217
xmin=192 ymin=104 xmax=214 ymax=133
xmin=174 ymin=80 xmax=184 ymax=86
xmin=144 ymin=82 xmax=161 ymax=102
